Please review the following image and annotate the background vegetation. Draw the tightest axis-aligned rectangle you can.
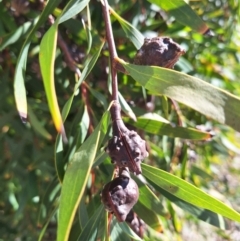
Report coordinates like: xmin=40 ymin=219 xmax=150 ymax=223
xmin=1 ymin=0 xmax=240 ymax=240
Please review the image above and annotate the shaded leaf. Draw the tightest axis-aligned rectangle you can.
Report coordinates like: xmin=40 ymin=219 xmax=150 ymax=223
xmin=133 ymin=176 xmax=169 ymax=218
xmin=59 ymin=0 xmax=90 ymax=24
xmin=118 ymin=91 xmax=137 ymax=121
xmin=55 ymin=134 xmax=65 ymax=183
xmin=134 ymin=202 xmax=163 ymax=232
xmin=28 ymin=105 xmax=52 ymax=140
xmin=0 ymin=18 xmax=37 ymax=51
xmin=120 ymin=61 xmax=240 ymax=132
xmin=148 ymin=0 xmax=210 ymax=34
xmin=77 ymin=205 xmax=104 ymax=241
xmin=142 ymin=163 xmax=240 ymax=223
xmin=110 ymin=7 xmax=144 ymax=49
xmin=76 ymin=41 xmax=105 ymax=90
xmin=118 ymin=222 xmax=143 ymax=241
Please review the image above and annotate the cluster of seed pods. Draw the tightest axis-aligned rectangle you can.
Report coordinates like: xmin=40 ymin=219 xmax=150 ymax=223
xmin=101 ymin=37 xmax=185 ymax=236
xmin=101 ymin=102 xmax=148 ymax=222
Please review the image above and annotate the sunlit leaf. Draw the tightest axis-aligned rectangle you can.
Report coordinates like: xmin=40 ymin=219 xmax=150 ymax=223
xmin=148 ymin=0 xmax=210 ymax=34
xmin=142 ymin=163 xmax=240 ymax=223
xmin=57 ymin=109 xmax=110 ymax=241
xmin=14 ymin=42 xmax=30 ymax=121
xmin=39 ymin=22 xmax=65 ymax=137
xmin=128 ymin=113 xmax=212 ymax=140
xmin=119 ymin=60 xmax=240 ymax=132
xmin=152 ymin=184 xmax=228 ymax=229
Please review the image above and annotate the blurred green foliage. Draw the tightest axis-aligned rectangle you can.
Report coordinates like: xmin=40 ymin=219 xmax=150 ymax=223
xmin=1 ymin=0 xmax=240 ymax=240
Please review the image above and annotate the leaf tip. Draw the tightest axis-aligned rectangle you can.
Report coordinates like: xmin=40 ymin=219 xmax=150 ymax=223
xmin=18 ymin=111 xmax=28 ymax=124
xmin=60 ymin=125 xmax=68 ymax=144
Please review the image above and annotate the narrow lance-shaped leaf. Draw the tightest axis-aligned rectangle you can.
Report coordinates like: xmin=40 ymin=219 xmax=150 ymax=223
xmin=39 ymin=22 xmax=66 ymax=138
xmin=127 ymin=113 xmax=212 ymax=140
xmin=148 ymin=0 xmax=211 ymax=34
xmin=54 ymin=42 xmax=104 ymax=182
xmin=0 ymin=18 xmax=38 ymax=51
xmin=39 ymin=0 xmax=91 ymax=138
xmin=134 ymin=201 xmax=163 ymax=232
xmin=13 ymin=0 xmax=62 ymax=121
xmin=110 ymin=6 xmax=144 ymax=49
xmin=77 ymin=205 xmax=105 ymax=241
xmin=142 ymin=163 xmax=240 ymax=223
xmin=153 ymin=184 xmax=228 ymax=229
xmin=28 ymin=105 xmax=52 ymax=140
xmin=57 ymin=109 xmax=110 ymax=241
xmin=119 ymin=60 xmax=240 ymax=133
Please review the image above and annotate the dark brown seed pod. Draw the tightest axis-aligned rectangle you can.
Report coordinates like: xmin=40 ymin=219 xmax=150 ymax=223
xmin=100 ymin=168 xmax=139 ymax=222
xmin=133 ymin=37 xmax=185 ymax=68
xmin=125 ymin=210 xmax=146 ymax=238
xmin=105 ymin=102 xmax=148 ymax=175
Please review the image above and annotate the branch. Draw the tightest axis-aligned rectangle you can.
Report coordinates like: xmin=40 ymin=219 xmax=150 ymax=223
xmin=101 ymin=0 xmax=118 ymax=102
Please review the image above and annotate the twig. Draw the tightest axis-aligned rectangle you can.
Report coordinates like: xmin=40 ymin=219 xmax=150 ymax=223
xmin=57 ymin=33 xmax=78 ymax=73
xmin=170 ymin=99 xmax=184 ymax=126
xmin=81 ymin=82 xmax=94 ymax=134
xmin=101 ymin=0 xmax=118 ymax=102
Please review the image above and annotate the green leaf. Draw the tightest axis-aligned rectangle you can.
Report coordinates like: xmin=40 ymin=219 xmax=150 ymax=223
xmin=14 ymin=0 xmax=62 ymax=120
xmin=55 ymin=135 xmax=65 ymax=183
xmin=120 ymin=61 xmax=240 ymax=132
xmin=57 ymin=110 xmax=110 ymax=241
xmin=59 ymin=0 xmax=90 ymax=24
xmin=39 ymin=0 xmax=90 ymax=137
xmin=142 ymin=163 xmax=240 ymax=223
xmin=118 ymin=91 xmax=137 ymax=121
xmin=118 ymin=222 xmax=143 ymax=241
xmin=77 ymin=205 xmax=104 ymax=241
xmin=110 ymin=218 xmax=131 ymax=241
xmin=0 ymin=18 xmax=38 ymax=51
xmin=88 ymin=87 xmax=108 ymax=110
xmin=133 ymin=176 xmax=169 ymax=218
xmin=14 ymin=42 xmax=31 ymax=121
xmin=28 ymin=105 xmax=52 ymax=140
xmin=76 ymin=41 xmax=105 ymax=90
xmin=129 ymin=113 xmax=212 ymax=140
xmin=134 ymin=202 xmax=163 ymax=232
xmin=151 ymin=183 xmax=228 ymax=229
xmin=110 ymin=7 xmax=144 ymax=49
xmin=148 ymin=0 xmax=210 ymax=34
xmin=39 ymin=22 xmax=66 ymax=137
